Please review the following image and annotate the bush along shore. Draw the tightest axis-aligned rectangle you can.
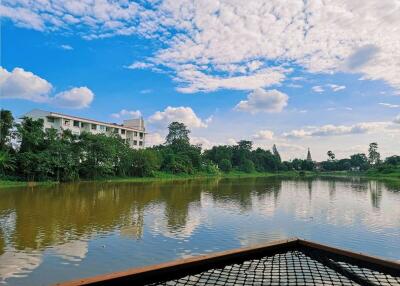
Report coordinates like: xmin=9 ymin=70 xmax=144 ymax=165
xmin=1 ymin=109 xmax=399 ymax=185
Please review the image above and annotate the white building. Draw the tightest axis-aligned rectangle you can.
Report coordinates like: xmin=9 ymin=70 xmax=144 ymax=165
xmin=23 ymin=109 xmax=146 ymax=149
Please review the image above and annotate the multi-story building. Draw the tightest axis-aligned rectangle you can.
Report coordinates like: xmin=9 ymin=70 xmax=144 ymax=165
xmin=23 ymin=109 xmax=146 ymax=149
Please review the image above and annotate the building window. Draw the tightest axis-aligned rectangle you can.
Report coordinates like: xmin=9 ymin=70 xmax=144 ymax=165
xmin=99 ymin=125 xmax=106 ymax=131
xmin=139 ymin=141 xmax=143 ymax=146
xmin=106 ymin=127 xmax=111 ymax=132
xmin=47 ymin=117 xmax=55 ymax=123
xmin=133 ymin=140 xmax=138 ymax=145
xmin=121 ymin=129 xmax=126 ymax=135
xmin=139 ymin=132 xmax=143 ymax=139
xmin=73 ymin=120 xmax=80 ymax=127
xmin=134 ymin=131 xmax=138 ymax=137
xmin=91 ymin=124 xmax=97 ymax=130
xmin=64 ymin=120 xmax=70 ymax=126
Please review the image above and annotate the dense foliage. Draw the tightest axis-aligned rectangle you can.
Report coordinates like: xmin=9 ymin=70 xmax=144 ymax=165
xmin=0 ymin=109 xmax=399 ymax=181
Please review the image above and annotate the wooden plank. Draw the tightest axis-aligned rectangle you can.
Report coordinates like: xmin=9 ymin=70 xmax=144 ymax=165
xmin=54 ymin=238 xmax=400 ymax=286
xmin=54 ymin=238 xmax=298 ymax=286
xmin=298 ymin=239 xmax=400 ymax=273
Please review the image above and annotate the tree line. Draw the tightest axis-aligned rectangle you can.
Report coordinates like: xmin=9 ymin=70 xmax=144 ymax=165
xmin=0 ymin=109 xmax=399 ymax=181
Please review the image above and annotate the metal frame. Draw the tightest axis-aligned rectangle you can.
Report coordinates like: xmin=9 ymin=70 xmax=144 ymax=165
xmin=54 ymin=238 xmax=400 ymax=286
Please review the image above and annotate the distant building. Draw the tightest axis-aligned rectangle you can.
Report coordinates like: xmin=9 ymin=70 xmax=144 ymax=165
xmin=22 ymin=109 xmax=146 ymax=149
xmin=306 ymin=148 xmax=312 ymax=162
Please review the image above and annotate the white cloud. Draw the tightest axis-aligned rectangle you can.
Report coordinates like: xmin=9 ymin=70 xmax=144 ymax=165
xmin=140 ymin=89 xmax=152 ymax=94
xmin=313 ymin=84 xmax=345 ymax=93
xmin=287 ymin=83 xmax=302 ymax=88
xmin=0 ymin=0 xmax=149 ymax=38
xmin=126 ymin=62 xmax=154 ymax=69
xmin=174 ymin=66 xmax=288 ymax=93
xmin=148 ymin=106 xmax=209 ymax=129
xmin=51 ymin=240 xmax=88 ymax=262
xmin=111 ymin=109 xmax=141 ymax=119
xmin=190 ymin=136 xmax=214 ymax=149
xmin=3 ymin=1 xmax=400 ymax=94
xmin=312 ymin=86 xmax=324 ymax=93
xmin=0 ymin=66 xmax=94 ymax=109
xmin=53 ymin=87 xmax=94 ymax=109
xmin=0 ymin=67 xmax=52 ymax=102
xmin=283 ymin=122 xmax=392 ymax=138
xmin=253 ymin=130 xmax=274 ymax=140
xmin=327 ymin=84 xmax=346 ymax=92
xmin=344 ymin=45 xmax=380 ymax=70
xmin=145 ymin=132 xmax=164 ymax=146
xmin=235 ymin=89 xmax=288 ymax=114
xmin=379 ymin=103 xmax=400 ymax=108
xmin=60 ymin=44 xmax=73 ymax=50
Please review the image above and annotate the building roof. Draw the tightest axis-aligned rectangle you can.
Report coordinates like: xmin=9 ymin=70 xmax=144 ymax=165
xmin=23 ymin=109 xmax=145 ymax=132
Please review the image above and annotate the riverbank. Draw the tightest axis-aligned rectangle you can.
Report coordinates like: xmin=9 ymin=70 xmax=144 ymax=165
xmin=1 ymin=170 xmax=399 ymax=189
xmin=87 ymin=171 xmax=303 ymax=184
xmin=0 ymin=171 xmax=310 ymax=188
xmin=0 ymin=180 xmax=58 ymax=188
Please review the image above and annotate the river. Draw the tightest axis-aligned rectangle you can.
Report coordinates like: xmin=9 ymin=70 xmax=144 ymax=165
xmin=0 ymin=177 xmax=399 ymax=285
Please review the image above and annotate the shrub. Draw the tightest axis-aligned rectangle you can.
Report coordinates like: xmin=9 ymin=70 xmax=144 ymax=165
xmin=201 ymin=161 xmax=220 ymax=174
xmin=240 ymin=159 xmax=255 ymax=173
xmin=218 ymin=159 xmax=232 ymax=173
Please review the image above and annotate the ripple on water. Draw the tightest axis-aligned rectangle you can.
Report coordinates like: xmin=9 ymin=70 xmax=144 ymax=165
xmin=0 ymin=177 xmax=399 ymax=286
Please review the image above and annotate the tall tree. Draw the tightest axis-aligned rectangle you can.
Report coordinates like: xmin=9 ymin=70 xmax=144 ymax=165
xmin=272 ymin=144 xmax=281 ymax=162
xmin=350 ymin=153 xmax=369 ymax=170
xmin=17 ymin=117 xmax=45 ymax=153
xmin=165 ymin=122 xmax=190 ymax=145
xmin=0 ymin=109 xmax=14 ymax=151
xmin=368 ymin=142 xmax=380 ymax=165
xmin=327 ymin=150 xmax=335 ymax=161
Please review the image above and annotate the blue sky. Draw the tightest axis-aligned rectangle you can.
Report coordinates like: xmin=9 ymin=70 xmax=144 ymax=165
xmin=1 ymin=0 xmax=400 ymax=160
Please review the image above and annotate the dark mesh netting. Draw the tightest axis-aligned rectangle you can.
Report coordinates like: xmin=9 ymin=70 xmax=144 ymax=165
xmin=147 ymin=249 xmax=400 ymax=286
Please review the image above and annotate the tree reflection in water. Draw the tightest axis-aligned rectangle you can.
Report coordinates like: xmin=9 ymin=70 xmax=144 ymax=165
xmin=0 ymin=177 xmax=399 ymax=285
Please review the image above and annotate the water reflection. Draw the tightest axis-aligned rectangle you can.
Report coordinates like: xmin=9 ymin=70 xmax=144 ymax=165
xmin=0 ymin=177 xmax=399 ymax=285
xmin=369 ymin=181 xmax=383 ymax=209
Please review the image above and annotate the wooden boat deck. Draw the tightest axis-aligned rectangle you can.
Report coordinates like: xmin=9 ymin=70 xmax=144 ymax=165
xmin=55 ymin=238 xmax=400 ymax=286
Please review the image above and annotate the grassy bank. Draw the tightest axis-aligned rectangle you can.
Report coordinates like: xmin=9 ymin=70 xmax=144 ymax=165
xmin=312 ymin=170 xmax=400 ymax=183
xmin=0 ymin=170 xmax=312 ymax=188
xmin=0 ymin=180 xmax=58 ymax=188
xmin=2 ymin=169 xmax=399 ymax=189
xmin=86 ymin=171 xmax=284 ymax=184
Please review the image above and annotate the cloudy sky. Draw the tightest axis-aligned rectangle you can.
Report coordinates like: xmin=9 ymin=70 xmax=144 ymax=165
xmin=1 ymin=0 xmax=400 ymax=160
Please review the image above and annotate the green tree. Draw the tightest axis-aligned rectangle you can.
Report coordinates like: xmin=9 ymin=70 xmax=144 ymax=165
xmin=128 ymin=149 xmax=161 ymax=177
xmin=232 ymin=140 xmax=252 ymax=166
xmin=240 ymin=159 xmax=255 ymax=173
xmin=17 ymin=117 xmax=45 ymax=153
xmin=327 ymin=150 xmax=335 ymax=161
xmin=219 ymin=158 xmax=232 ymax=173
xmin=0 ymin=150 xmax=16 ymax=175
xmin=350 ymin=153 xmax=369 ymax=170
xmin=251 ymin=148 xmax=279 ymax=172
xmin=45 ymin=129 xmax=81 ymax=181
xmin=0 ymin=109 xmax=14 ymax=151
xmin=203 ymin=145 xmax=233 ymax=165
xmin=368 ymin=142 xmax=380 ymax=165
xmin=385 ymin=155 xmax=400 ymax=165
xmin=16 ymin=118 xmax=50 ymax=180
xmin=79 ymin=133 xmax=126 ymax=178
xmin=272 ymin=144 xmax=281 ymax=163
xmin=165 ymin=122 xmax=190 ymax=145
